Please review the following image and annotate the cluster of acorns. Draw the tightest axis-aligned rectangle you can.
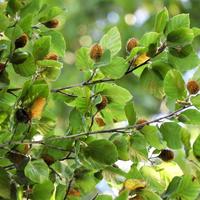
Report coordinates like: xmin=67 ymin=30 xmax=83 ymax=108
xmin=5 ymin=18 xmax=59 ymax=67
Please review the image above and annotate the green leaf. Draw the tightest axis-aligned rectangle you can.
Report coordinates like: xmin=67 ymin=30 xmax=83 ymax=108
xmin=100 ymin=57 xmax=128 ymax=79
xmin=160 ymin=122 xmax=182 ymax=149
xmin=19 ymin=14 xmax=33 ymax=34
xmin=96 ymin=195 xmax=112 ymax=200
xmin=76 ymin=47 xmax=94 ymax=70
xmin=191 ymin=95 xmax=200 ymax=109
xmin=33 ymin=36 xmax=51 ymax=60
xmin=130 ymin=133 xmax=148 ymax=161
xmin=32 ymin=180 xmax=54 ymax=200
xmin=164 ymin=69 xmax=186 ymax=100
xmin=124 ymin=101 xmax=136 ymax=125
xmin=85 ymin=139 xmax=118 ymax=165
xmin=13 ymin=53 xmax=37 ymax=77
xmin=69 ymin=108 xmax=84 ymax=133
xmin=163 ymin=176 xmax=182 ymax=199
xmin=95 ymin=83 xmax=132 ymax=105
xmin=167 ymin=28 xmax=194 ymax=47
xmin=140 ymin=67 xmax=164 ymax=99
xmin=43 ymin=30 xmax=66 ymax=57
xmin=169 ymin=45 xmax=193 ymax=58
xmin=168 ymin=49 xmax=199 ymax=72
xmin=179 ymin=109 xmax=200 ymax=125
xmin=140 ymin=32 xmax=160 ymax=48
xmin=141 ymin=125 xmax=166 ymax=150
xmin=154 ymin=7 xmax=169 ymax=33
xmin=43 ymin=138 xmax=73 ymax=160
xmin=100 ymin=27 xmax=121 ymax=56
xmin=24 ymin=159 xmax=49 ymax=183
xmin=0 ymin=71 xmax=9 ymax=89
xmin=166 ymin=14 xmax=190 ymax=34
xmin=141 ymin=189 xmax=162 ymax=200
xmin=163 ymin=175 xmax=200 ymax=200
xmin=0 ymin=14 xmax=9 ymax=32
xmin=37 ymin=59 xmax=63 ymax=81
xmin=115 ymin=190 xmax=129 ymax=200
xmin=0 ymin=168 xmax=11 ymax=199
xmin=39 ymin=6 xmax=63 ymax=22
xmin=111 ymin=135 xmax=129 ymax=161
xmin=193 ymin=135 xmax=200 ymax=160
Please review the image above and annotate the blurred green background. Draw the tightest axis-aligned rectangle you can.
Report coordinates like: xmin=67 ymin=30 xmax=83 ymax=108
xmin=13 ymin=0 xmax=200 ymax=132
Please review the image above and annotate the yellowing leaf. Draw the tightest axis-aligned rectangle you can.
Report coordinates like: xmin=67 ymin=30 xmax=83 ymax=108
xmin=124 ymin=179 xmax=146 ymax=191
xmin=134 ymin=53 xmax=150 ymax=66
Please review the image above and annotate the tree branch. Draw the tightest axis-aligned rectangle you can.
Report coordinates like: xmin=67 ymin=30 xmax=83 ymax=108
xmin=0 ymin=105 xmax=191 ymax=148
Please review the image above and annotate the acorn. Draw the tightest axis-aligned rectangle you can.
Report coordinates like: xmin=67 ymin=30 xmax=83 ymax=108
xmin=10 ymin=50 xmax=29 ymax=64
xmin=126 ymin=37 xmax=138 ymax=52
xmin=29 ymin=97 xmax=46 ymax=119
xmin=0 ymin=63 xmax=5 ymax=73
xmin=15 ymin=33 xmax=28 ymax=49
xmin=96 ymin=96 xmax=108 ymax=111
xmin=158 ymin=149 xmax=174 ymax=162
xmin=41 ymin=154 xmax=55 ymax=165
xmin=186 ymin=80 xmax=199 ymax=95
xmin=136 ymin=119 xmax=148 ymax=130
xmin=68 ymin=188 xmax=81 ymax=196
xmin=45 ymin=53 xmax=58 ymax=61
xmin=95 ymin=117 xmax=105 ymax=127
xmin=15 ymin=108 xmax=30 ymax=123
xmin=43 ymin=19 xmax=59 ymax=28
xmin=90 ymin=43 xmax=103 ymax=61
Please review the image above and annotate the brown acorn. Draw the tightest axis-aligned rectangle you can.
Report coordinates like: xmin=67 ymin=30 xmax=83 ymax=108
xmin=186 ymin=80 xmax=200 ymax=95
xmin=0 ymin=63 xmax=5 ymax=73
xmin=41 ymin=154 xmax=55 ymax=165
xmin=45 ymin=53 xmax=58 ymax=61
xmin=158 ymin=149 xmax=174 ymax=162
xmin=126 ymin=37 xmax=138 ymax=52
xmin=15 ymin=33 xmax=28 ymax=49
xmin=29 ymin=97 xmax=46 ymax=119
xmin=96 ymin=96 xmax=108 ymax=111
xmin=43 ymin=19 xmax=59 ymax=28
xmin=68 ymin=188 xmax=81 ymax=196
xmin=90 ymin=44 xmax=103 ymax=61
xmin=95 ymin=117 xmax=105 ymax=127
xmin=136 ymin=119 xmax=148 ymax=130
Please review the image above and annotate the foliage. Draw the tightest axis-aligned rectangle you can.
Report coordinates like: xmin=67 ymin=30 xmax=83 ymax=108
xmin=0 ymin=1 xmax=200 ymax=200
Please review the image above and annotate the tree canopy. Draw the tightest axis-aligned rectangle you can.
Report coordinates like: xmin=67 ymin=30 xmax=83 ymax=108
xmin=0 ymin=0 xmax=200 ymax=199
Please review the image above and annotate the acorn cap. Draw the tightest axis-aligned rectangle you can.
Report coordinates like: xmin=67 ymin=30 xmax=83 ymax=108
xmin=90 ymin=43 xmax=103 ymax=61
xmin=96 ymin=96 xmax=108 ymax=111
xmin=187 ymin=80 xmax=199 ymax=95
xmin=126 ymin=37 xmax=138 ymax=52
xmin=15 ymin=33 xmax=28 ymax=49
xmin=95 ymin=117 xmax=105 ymax=127
xmin=136 ymin=119 xmax=148 ymax=130
xmin=43 ymin=19 xmax=59 ymax=28
xmin=159 ymin=149 xmax=174 ymax=162
xmin=45 ymin=53 xmax=58 ymax=60
xmin=41 ymin=154 xmax=55 ymax=165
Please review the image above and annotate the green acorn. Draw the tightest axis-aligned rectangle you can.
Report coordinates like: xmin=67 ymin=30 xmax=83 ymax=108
xmin=10 ymin=50 xmax=29 ymax=64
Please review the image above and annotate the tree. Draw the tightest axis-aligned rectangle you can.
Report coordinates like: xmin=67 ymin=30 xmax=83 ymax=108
xmin=0 ymin=1 xmax=200 ymax=200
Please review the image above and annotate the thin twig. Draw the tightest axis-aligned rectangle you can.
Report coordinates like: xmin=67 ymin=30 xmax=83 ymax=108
xmin=64 ymin=177 xmax=74 ymax=200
